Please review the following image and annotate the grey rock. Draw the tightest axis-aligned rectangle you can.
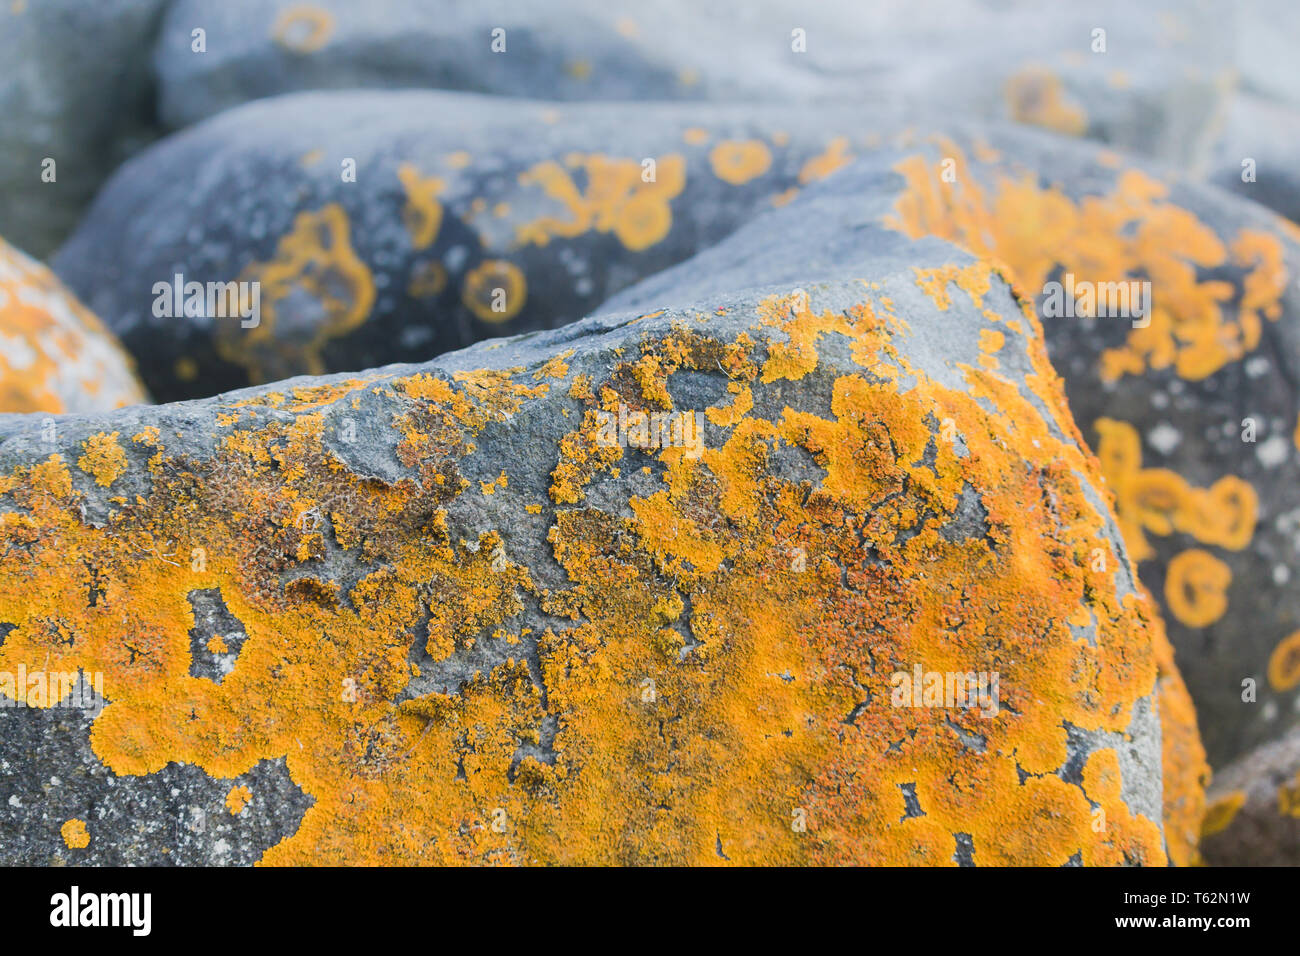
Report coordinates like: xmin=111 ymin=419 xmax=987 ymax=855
xmin=1200 ymin=725 xmax=1300 ymax=865
xmin=1 ymin=225 xmax=1173 ymax=864
xmin=0 ymin=0 xmax=166 ymax=257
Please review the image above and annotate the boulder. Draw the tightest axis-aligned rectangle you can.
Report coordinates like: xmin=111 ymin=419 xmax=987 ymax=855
xmin=723 ymin=125 xmax=1299 ymax=770
xmin=0 ymin=227 xmax=1189 ymax=864
xmin=0 ymin=236 xmax=147 ymax=415
xmin=1200 ymin=725 xmax=1300 ymax=866
xmin=0 ymin=0 xmax=166 ymax=257
xmin=52 ymin=90 xmax=909 ymax=402
xmin=153 ymin=0 xmax=1230 ymax=161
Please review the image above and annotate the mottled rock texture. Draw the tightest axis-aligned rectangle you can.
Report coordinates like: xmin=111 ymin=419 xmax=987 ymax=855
xmin=0 ymin=0 xmax=166 ymax=257
xmin=53 ymin=91 xmax=908 ymax=402
xmin=0 ymin=236 xmax=147 ymax=415
xmin=0 ymin=228 xmax=1195 ymax=865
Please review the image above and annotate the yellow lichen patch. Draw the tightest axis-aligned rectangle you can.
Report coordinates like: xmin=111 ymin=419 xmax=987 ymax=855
xmin=1279 ymin=773 xmax=1300 ymax=818
xmin=207 ymin=634 xmax=229 ymax=654
xmin=1164 ymin=548 xmax=1231 ymax=628
xmin=271 ymin=4 xmax=335 ymax=53
xmin=397 ymin=165 xmax=446 ymax=250
xmin=219 ymin=204 xmax=376 ymax=381
xmin=77 ymin=432 xmax=128 ymax=488
xmin=225 ymin=784 xmax=253 ymax=815
xmin=709 ymin=140 xmax=773 ymax=185
xmin=516 ymin=153 xmax=686 ymax=252
xmin=798 ymin=137 xmax=853 ymax=185
xmin=1005 ymin=66 xmax=1087 ymax=135
xmin=884 ymin=145 xmax=1289 ymax=382
xmin=1148 ymin=599 xmax=1208 ymax=866
xmin=462 ymin=260 xmax=527 ymax=323
xmin=1092 ymin=419 xmax=1256 ymax=562
xmin=60 ymin=819 xmax=89 ymax=849
xmin=682 ymin=127 xmax=709 ymax=146
xmin=0 ymin=236 xmax=147 ymax=414
xmin=978 ymin=328 xmax=1004 ymax=370
xmin=1200 ymin=791 xmax=1246 ymax=836
xmin=0 ymin=277 xmax=1186 ymax=865
xmin=1267 ymin=630 xmax=1300 ymax=692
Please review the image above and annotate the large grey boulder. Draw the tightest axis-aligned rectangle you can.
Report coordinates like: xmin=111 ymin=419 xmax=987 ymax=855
xmin=0 ymin=225 xmax=1181 ymax=865
xmin=52 ymin=90 xmax=908 ymax=402
xmin=153 ymin=0 xmax=1231 ymax=163
xmin=0 ymin=0 xmax=166 ymax=257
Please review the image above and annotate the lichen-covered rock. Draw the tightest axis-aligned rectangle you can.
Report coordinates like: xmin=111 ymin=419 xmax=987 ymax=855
xmin=152 ymin=0 xmax=1230 ymax=165
xmin=651 ymin=124 xmax=1298 ymax=770
xmin=0 ymin=236 xmax=147 ymax=415
xmin=1 ymin=227 xmax=1188 ymax=865
xmin=52 ymin=90 xmax=910 ymax=402
xmin=1200 ymin=725 xmax=1300 ymax=865
xmin=0 ymin=0 xmax=165 ymax=257
xmin=875 ymin=131 xmax=1300 ymax=772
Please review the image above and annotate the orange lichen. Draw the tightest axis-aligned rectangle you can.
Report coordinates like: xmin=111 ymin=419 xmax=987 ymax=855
xmin=884 ymin=144 xmax=1289 ymax=382
xmin=461 ymin=260 xmax=527 ymax=323
xmin=219 ymin=204 xmax=376 ymax=381
xmin=0 ymin=273 xmax=1190 ymax=865
xmin=1164 ymin=548 xmax=1231 ymax=628
xmin=515 ymin=154 xmax=685 ymax=252
xmin=1149 ymin=603 xmax=1208 ymax=865
xmin=225 ymin=784 xmax=253 ymax=815
xmin=271 ymin=5 xmax=335 ymax=54
xmin=798 ymin=137 xmax=853 ymax=185
xmin=1279 ymin=773 xmax=1300 ymax=818
xmin=1200 ymin=791 xmax=1245 ymax=836
xmin=1267 ymin=630 xmax=1300 ymax=692
xmin=709 ymin=140 xmax=772 ymax=185
xmin=397 ymin=165 xmax=446 ymax=250
xmin=0 ymin=236 xmax=146 ymax=414
xmin=1005 ymin=67 xmax=1087 ymax=136
xmin=1093 ymin=418 xmax=1256 ymax=562
xmin=60 ymin=819 xmax=89 ymax=849
xmin=77 ymin=432 xmax=128 ymax=488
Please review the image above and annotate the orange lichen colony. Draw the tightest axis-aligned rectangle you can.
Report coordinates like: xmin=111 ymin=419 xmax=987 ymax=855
xmin=884 ymin=142 xmax=1289 ymax=383
xmin=217 ymin=204 xmax=376 ymax=382
xmin=0 ymin=236 xmax=147 ymax=414
xmin=515 ymin=153 xmax=686 ymax=252
xmin=0 ymin=265 xmax=1189 ymax=864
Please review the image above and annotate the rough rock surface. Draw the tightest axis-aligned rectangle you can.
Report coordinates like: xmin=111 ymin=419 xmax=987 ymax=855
xmin=863 ymin=127 xmax=1299 ymax=771
xmin=1200 ymin=725 xmax=1300 ymax=866
xmin=0 ymin=236 xmax=147 ymax=415
xmin=152 ymin=0 xmax=1231 ymax=166
xmin=0 ymin=0 xmax=165 ymax=258
xmin=53 ymin=91 xmax=910 ymax=402
xmin=0 ymin=228 xmax=1188 ymax=865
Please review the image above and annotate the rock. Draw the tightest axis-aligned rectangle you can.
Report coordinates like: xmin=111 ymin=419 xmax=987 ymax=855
xmin=0 ymin=227 xmax=1188 ymax=865
xmin=0 ymin=0 xmax=165 ymax=257
xmin=1200 ymin=725 xmax=1300 ymax=865
xmin=153 ymin=0 xmax=1230 ymax=161
xmin=0 ymin=236 xmax=147 ymax=415
xmin=1201 ymin=91 xmax=1300 ymax=226
xmin=52 ymin=90 xmax=911 ymax=402
xmin=637 ymin=123 xmax=1298 ymax=770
